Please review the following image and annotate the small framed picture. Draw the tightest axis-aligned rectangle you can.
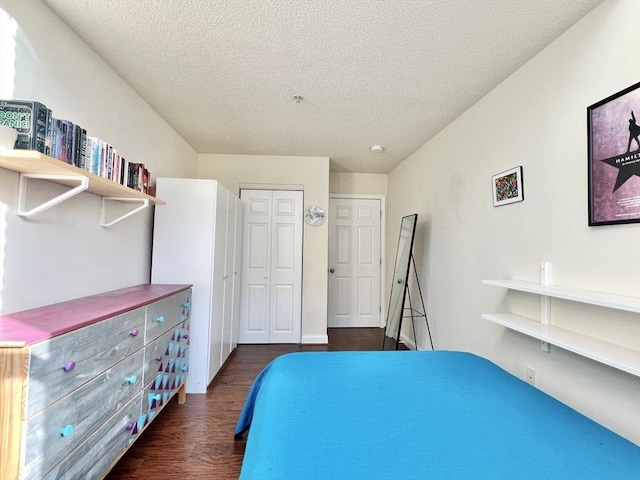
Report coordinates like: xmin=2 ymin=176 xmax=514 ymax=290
xmin=492 ymin=166 xmax=524 ymax=207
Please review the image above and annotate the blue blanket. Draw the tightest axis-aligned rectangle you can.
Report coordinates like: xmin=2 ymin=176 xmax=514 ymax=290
xmin=235 ymin=351 xmax=639 ymax=479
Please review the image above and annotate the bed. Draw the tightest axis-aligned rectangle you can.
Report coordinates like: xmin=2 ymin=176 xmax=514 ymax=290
xmin=235 ymin=350 xmax=639 ymax=479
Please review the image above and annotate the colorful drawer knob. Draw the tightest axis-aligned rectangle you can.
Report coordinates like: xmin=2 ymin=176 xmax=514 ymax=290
xmin=182 ymin=333 xmax=189 ymax=340
xmin=129 ymin=329 xmax=139 ymax=337
xmin=181 ymin=364 xmax=188 ymax=372
xmin=60 ymin=425 xmax=74 ymax=437
xmin=155 ymin=316 xmax=165 ymax=323
xmin=152 ymin=393 xmax=161 ymax=401
xmin=125 ymin=421 xmax=135 ymax=431
xmin=126 ymin=375 xmax=137 ymax=384
xmin=62 ymin=361 xmax=76 ymax=372
xmin=155 ymin=355 xmax=163 ymax=362
xmin=183 ymin=301 xmax=190 ymax=308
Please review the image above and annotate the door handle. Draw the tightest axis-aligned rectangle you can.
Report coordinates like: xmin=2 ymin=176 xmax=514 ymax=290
xmin=329 ymin=268 xmax=335 ymax=273
xmin=397 ymin=278 xmax=403 ymax=284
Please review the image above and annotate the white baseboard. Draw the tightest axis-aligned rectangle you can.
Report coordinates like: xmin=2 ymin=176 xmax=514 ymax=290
xmin=301 ymin=333 xmax=329 ymax=344
xmin=400 ymin=332 xmax=417 ymax=350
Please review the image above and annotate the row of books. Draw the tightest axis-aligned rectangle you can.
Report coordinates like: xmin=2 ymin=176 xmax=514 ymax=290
xmin=0 ymin=99 xmax=150 ymax=194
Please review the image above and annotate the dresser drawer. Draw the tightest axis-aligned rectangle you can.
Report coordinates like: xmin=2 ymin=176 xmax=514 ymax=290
xmin=23 ymin=349 xmax=144 ymax=479
xmin=26 ymin=308 xmax=145 ymax=417
xmin=142 ymin=318 xmax=190 ymax=387
xmin=145 ymin=290 xmax=191 ymax=342
xmin=143 ymin=349 xmax=189 ymax=422
xmin=41 ymin=392 xmax=142 ymax=480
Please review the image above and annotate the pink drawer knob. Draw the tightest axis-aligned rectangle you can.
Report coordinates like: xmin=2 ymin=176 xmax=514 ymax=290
xmin=126 ymin=375 xmax=137 ymax=384
xmin=62 ymin=361 xmax=76 ymax=372
xmin=60 ymin=425 xmax=74 ymax=437
xmin=125 ymin=422 xmax=135 ymax=431
xmin=129 ymin=329 xmax=139 ymax=337
xmin=155 ymin=316 xmax=165 ymax=323
xmin=155 ymin=355 xmax=163 ymax=362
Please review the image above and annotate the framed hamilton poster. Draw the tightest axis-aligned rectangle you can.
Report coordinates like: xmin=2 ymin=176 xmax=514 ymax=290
xmin=587 ymin=82 xmax=640 ymax=226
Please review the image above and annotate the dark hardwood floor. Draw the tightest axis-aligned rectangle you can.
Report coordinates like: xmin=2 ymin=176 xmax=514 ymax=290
xmin=106 ymin=328 xmax=392 ymax=479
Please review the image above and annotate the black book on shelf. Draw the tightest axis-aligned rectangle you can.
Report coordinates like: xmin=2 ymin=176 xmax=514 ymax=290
xmin=0 ymin=99 xmax=48 ymax=153
xmin=64 ymin=120 xmax=75 ymax=165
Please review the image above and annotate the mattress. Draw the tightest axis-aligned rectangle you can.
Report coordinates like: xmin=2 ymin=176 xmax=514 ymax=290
xmin=235 ymin=350 xmax=639 ymax=479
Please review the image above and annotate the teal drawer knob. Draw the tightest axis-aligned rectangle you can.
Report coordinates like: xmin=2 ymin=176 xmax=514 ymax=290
xmin=155 ymin=316 xmax=165 ymax=323
xmin=60 ymin=425 xmax=74 ymax=437
xmin=62 ymin=361 xmax=76 ymax=372
xmin=181 ymin=364 xmax=188 ymax=372
xmin=152 ymin=393 xmax=161 ymax=401
xmin=183 ymin=301 xmax=190 ymax=308
xmin=126 ymin=375 xmax=137 ymax=384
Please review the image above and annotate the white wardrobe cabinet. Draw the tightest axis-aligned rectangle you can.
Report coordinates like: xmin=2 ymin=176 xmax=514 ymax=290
xmin=151 ymin=178 xmax=243 ymax=394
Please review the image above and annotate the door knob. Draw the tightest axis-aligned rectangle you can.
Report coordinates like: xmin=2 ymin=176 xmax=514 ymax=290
xmin=397 ymin=278 xmax=403 ymax=284
xmin=329 ymin=268 xmax=335 ymax=273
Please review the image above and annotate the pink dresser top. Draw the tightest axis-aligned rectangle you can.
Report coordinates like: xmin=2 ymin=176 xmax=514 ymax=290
xmin=0 ymin=284 xmax=191 ymax=346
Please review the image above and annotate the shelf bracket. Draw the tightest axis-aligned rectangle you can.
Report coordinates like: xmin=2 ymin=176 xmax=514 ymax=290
xmin=540 ymin=261 xmax=552 ymax=353
xmin=17 ymin=173 xmax=89 ymax=217
xmin=101 ymin=197 xmax=150 ymax=227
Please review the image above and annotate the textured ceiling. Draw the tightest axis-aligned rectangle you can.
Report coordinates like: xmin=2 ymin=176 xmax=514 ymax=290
xmin=43 ymin=0 xmax=602 ymax=173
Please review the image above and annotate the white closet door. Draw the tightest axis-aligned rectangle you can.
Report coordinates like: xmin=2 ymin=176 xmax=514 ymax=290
xmin=208 ymin=185 xmax=228 ymax=383
xmin=269 ymin=191 xmax=303 ymax=343
xmin=238 ymin=190 xmax=272 ymax=343
xmin=328 ymin=198 xmax=381 ymax=327
xmin=238 ymin=190 xmax=302 ymax=344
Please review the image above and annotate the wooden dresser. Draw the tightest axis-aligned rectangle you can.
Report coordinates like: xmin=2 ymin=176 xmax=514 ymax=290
xmin=0 ymin=284 xmax=192 ymax=480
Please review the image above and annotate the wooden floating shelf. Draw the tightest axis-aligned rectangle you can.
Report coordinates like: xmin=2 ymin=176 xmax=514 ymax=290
xmin=482 ymin=279 xmax=640 ymax=313
xmin=482 ymin=313 xmax=640 ymax=377
xmin=0 ymin=149 xmax=164 ymax=205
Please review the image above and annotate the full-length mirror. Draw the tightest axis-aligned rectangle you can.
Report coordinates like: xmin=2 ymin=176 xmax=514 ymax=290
xmin=383 ymin=214 xmax=417 ymax=349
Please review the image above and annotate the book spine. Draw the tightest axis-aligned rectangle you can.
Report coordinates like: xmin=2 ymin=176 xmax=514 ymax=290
xmin=59 ymin=121 xmax=68 ymax=163
xmin=72 ymin=124 xmax=82 ymax=168
xmin=44 ymin=108 xmax=53 ymax=156
xmin=64 ymin=121 xmax=74 ymax=165
xmin=80 ymin=128 xmax=87 ymax=170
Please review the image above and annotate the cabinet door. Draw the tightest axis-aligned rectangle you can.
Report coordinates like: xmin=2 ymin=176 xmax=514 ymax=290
xmin=220 ymin=193 xmax=236 ymax=366
xmin=231 ymin=196 xmax=244 ymax=349
xmin=208 ymin=185 xmax=228 ymax=383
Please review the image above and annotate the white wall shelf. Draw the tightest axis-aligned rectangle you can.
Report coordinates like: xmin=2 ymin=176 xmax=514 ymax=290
xmin=482 ymin=279 xmax=640 ymax=313
xmin=0 ymin=149 xmax=164 ymax=226
xmin=482 ymin=313 xmax=640 ymax=376
xmin=483 ymin=263 xmax=640 ymax=377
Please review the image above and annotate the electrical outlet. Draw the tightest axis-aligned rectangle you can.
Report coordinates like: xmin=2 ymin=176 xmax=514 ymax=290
xmin=525 ymin=366 xmax=536 ymax=386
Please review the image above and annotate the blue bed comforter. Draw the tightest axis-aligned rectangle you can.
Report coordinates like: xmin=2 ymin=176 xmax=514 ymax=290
xmin=235 ymin=350 xmax=639 ymax=479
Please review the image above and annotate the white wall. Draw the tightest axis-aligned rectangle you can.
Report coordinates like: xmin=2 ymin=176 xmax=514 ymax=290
xmin=329 ymin=172 xmax=387 ymax=196
xmin=198 ymin=153 xmax=330 ymax=343
xmin=388 ymin=0 xmax=640 ymax=443
xmin=0 ymin=0 xmax=197 ymax=313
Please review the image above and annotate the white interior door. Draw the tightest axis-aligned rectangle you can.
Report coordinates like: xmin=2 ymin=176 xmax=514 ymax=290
xmin=239 ymin=190 xmax=302 ymax=343
xmin=328 ymin=197 xmax=381 ymax=327
xmin=269 ymin=191 xmax=303 ymax=343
